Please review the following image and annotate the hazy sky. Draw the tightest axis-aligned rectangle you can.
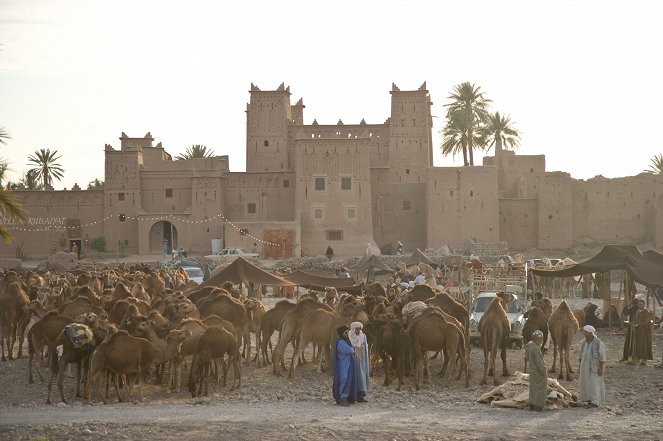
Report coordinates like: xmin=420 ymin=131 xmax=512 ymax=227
xmin=1 ymin=0 xmax=662 ymax=190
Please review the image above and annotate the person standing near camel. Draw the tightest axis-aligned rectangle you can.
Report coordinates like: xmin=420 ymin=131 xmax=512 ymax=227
xmin=578 ymin=325 xmax=606 ymax=408
xmin=349 ymin=321 xmax=369 ymax=403
xmin=332 ymin=325 xmax=356 ymax=406
xmin=629 ymin=299 xmax=653 ymax=366
xmin=525 ymin=330 xmax=547 ymax=412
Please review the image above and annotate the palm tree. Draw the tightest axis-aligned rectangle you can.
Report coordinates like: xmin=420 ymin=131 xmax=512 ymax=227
xmin=0 ymin=126 xmax=10 ymax=145
xmin=645 ymin=154 xmax=663 ymax=174
xmin=441 ymin=111 xmax=472 ymax=165
xmin=0 ymin=189 xmax=28 ymax=242
xmin=478 ymin=111 xmax=521 ymax=154
xmin=443 ymin=82 xmax=491 ymax=166
xmin=176 ymin=144 xmax=214 ymax=160
xmin=27 ymin=148 xmax=65 ymax=189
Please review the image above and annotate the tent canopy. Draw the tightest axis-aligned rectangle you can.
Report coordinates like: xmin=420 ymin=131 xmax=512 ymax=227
xmin=281 ymin=270 xmax=356 ymax=290
xmin=406 ymin=249 xmax=437 ymax=267
xmin=356 ymin=254 xmax=394 ymax=273
xmin=530 ymin=245 xmax=663 ymax=288
xmin=202 ymin=257 xmax=294 ymax=287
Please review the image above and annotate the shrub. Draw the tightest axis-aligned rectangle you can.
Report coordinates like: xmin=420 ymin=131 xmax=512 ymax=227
xmin=89 ymin=236 xmax=107 ymax=252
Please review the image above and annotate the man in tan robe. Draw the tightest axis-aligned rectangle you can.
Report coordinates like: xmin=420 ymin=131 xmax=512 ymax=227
xmin=630 ymin=299 xmax=653 ymax=366
xmin=525 ymin=330 xmax=547 ymax=411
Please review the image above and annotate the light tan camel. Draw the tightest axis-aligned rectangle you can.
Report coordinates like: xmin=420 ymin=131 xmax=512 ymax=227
xmin=478 ymin=296 xmax=510 ymax=385
xmin=548 ymin=300 xmax=579 ymax=381
xmin=27 ymin=311 xmax=73 ymax=384
xmin=187 ymin=326 xmax=241 ymax=397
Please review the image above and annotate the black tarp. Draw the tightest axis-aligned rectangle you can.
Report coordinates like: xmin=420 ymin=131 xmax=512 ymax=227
xmin=406 ymin=249 xmax=437 ymax=267
xmin=202 ymin=257 xmax=294 ymax=287
xmin=356 ymin=254 xmax=395 ymax=282
xmin=281 ymin=270 xmax=357 ymax=290
xmin=530 ymin=245 xmax=663 ymax=288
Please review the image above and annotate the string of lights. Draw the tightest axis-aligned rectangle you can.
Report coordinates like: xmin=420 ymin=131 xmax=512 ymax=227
xmin=4 ymin=211 xmax=281 ymax=246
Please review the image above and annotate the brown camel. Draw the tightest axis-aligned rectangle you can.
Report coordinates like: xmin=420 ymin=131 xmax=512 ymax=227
xmin=272 ymin=298 xmax=332 ymax=375
xmin=548 ymin=300 xmax=579 ymax=381
xmin=409 ymin=284 xmax=436 ymax=303
xmin=521 ymin=306 xmax=549 ymax=373
xmin=0 ymin=282 xmax=30 ymax=360
xmin=478 ymin=296 xmax=510 ymax=385
xmin=187 ymin=326 xmax=241 ymax=397
xmin=27 ymin=311 xmax=73 ymax=384
xmin=427 ymin=292 xmax=470 ymax=347
xmin=378 ymin=318 xmax=410 ymax=390
xmin=288 ymin=308 xmax=335 ymax=378
xmin=85 ymin=328 xmax=190 ymax=403
xmin=57 ymin=297 xmax=105 ymax=321
xmin=257 ymin=300 xmax=295 ymax=367
xmin=243 ymin=298 xmax=267 ymax=363
xmin=531 ymin=298 xmax=553 ymax=318
xmin=408 ymin=307 xmax=468 ymax=389
xmin=197 ymin=293 xmax=247 ymax=349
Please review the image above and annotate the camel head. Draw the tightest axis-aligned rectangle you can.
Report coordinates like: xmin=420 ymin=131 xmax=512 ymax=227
xmin=23 ymin=300 xmax=47 ymax=318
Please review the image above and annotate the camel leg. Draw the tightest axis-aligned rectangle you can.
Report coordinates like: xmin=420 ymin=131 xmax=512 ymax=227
xmin=75 ymin=361 xmax=82 ymax=398
xmin=382 ymin=351 xmax=391 ymax=386
xmin=46 ymin=347 xmax=58 ymax=404
xmin=16 ymin=317 xmax=29 ymax=359
xmin=7 ymin=323 xmax=17 ymax=360
xmin=549 ymin=343 xmax=557 ymax=373
xmin=0 ymin=328 xmax=6 ymax=361
xmin=565 ymin=347 xmax=573 ymax=381
xmin=501 ymin=342 xmax=509 ymax=377
xmin=438 ymin=349 xmax=449 ymax=377
xmin=288 ymin=331 xmax=306 ymax=379
xmin=481 ymin=342 xmax=489 ymax=385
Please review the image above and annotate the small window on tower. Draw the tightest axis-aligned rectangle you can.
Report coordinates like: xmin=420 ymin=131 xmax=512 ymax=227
xmin=403 ymin=200 xmax=411 ymax=211
xmin=247 ymin=203 xmax=256 ymax=214
xmin=347 ymin=208 xmax=356 ymax=219
xmin=406 ymin=169 xmax=410 ymax=175
xmin=165 ymin=188 xmax=173 ymax=198
xmin=283 ymin=179 xmax=290 ymax=188
xmin=118 ymin=214 xmax=126 ymax=223
xmin=118 ymin=193 xmax=125 ymax=201
xmin=264 ymin=140 xmax=269 ymax=147
xmin=240 ymin=229 xmax=249 ymax=236
xmin=315 ymin=177 xmax=326 ymax=191
xmin=341 ymin=177 xmax=351 ymax=190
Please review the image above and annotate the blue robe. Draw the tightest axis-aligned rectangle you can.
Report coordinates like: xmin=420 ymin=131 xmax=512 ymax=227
xmin=333 ymin=338 xmax=356 ymax=404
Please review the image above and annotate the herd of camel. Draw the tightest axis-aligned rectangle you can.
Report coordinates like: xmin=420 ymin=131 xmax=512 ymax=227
xmin=0 ymin=264 xmax=599 ymax=406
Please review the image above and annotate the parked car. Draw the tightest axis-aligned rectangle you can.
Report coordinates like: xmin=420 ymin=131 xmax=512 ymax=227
xmin=181 ymin=266 xmax=204 ymax=284
xmin=469 ymin=292 xmax=525 ymax=348
xmin=206 ymin=248 xmax=259 ymax=259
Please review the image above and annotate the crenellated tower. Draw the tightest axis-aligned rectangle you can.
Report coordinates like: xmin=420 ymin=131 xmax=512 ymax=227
xmin=245 ymin=83 xmax=295 ymax=172
xmin=388 ymin=82 xmax=434 ymax=184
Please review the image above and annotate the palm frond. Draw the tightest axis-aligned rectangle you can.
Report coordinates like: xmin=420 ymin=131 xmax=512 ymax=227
xmin=0 ymin=189 xmax=28 ymax=242
xmin=645 ymin=154 xmax=663 ymax=174
xmin=0 ymin=126 xmax=11 ymax=145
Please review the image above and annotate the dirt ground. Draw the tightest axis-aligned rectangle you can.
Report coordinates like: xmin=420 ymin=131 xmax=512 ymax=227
xmin=2 ymin=298 xmax=663 ymax=441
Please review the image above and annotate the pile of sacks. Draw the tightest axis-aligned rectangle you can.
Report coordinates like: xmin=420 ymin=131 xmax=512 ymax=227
xmin=477 ymin=371 xmax=579 ymax=410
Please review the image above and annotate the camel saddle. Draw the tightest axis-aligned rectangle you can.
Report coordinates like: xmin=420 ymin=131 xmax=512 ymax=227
xmin=65 ymin=323 xmax=94 ymax=349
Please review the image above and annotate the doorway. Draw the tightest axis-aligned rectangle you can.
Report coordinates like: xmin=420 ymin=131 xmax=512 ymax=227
xmin=149 ymin=221 xmax=178 ymax=254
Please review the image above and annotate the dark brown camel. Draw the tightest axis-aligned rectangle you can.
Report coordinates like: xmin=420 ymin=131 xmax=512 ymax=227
xmin=521 ymin=306 xmax=549 ymax=373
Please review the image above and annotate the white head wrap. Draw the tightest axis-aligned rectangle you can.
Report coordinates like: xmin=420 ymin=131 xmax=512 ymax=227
xmin=582 ymin=325 xmax=596 ymax=335
xmin=349 ymin=321 xmax=364 ymax=348
xmin=532 ymin=330 xmax=544 ymax=339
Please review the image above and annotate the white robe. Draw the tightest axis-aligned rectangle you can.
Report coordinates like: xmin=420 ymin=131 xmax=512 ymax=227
xmin=578 ymin=337 xmax=606 ymax=405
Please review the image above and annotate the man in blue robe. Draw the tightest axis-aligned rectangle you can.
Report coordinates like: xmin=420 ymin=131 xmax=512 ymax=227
xmin=333 ymin=325 xmax=356 ymax=406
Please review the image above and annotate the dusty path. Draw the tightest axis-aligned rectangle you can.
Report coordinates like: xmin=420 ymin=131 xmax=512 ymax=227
xmin=1 ymin=399 xmax=661 ymax=441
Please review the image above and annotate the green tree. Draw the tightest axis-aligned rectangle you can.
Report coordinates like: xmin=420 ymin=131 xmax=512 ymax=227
xmin=0 ymin=190 xmax=29 ymax=242
xmin=478 ymin=111 xmax=521 ymax=154
xmin=0 ymin=126 xmax=10 ymax=145
xmin=442 ymin=82 xmax=491 ymax=166
xmin=27 ymin=148 xmax=65 ymax=189
xmin=87 ymin=178 xmax=104 ymax=189
xmin=176 ymin=144 xmax=214 ymax=160
xmin=645 ymin=154 xmax=663 ymax=174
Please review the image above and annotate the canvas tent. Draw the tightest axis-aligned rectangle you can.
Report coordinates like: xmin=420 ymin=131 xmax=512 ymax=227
xmin=406 ymin=249 xmax=437 ymax=267
xmin=281 ymin=270 xmax=356 ymax=290
xmin=356 ymin=254 xmax=394 ymax=282
xmin=202 ymin=257 xmax=294 ymax=287
xmin=530 ymin=245 xmax=663 ymax=288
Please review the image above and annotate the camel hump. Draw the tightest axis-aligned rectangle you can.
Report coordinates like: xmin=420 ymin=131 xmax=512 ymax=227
xmin=556 ymin=300 xmax=571 ymax=312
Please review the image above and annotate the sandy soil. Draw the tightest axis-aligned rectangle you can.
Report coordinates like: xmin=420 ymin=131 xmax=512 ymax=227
xmin=2 ymin=298 xmax=663 ymax=441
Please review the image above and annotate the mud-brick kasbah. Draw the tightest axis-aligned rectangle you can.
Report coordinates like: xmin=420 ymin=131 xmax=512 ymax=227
xmin=2 ymin=82 xmax=663 ymax=259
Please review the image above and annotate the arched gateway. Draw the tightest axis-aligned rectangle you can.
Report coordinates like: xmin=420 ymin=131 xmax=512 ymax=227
xmin=149 ymin=221 xmax=178 ymax=254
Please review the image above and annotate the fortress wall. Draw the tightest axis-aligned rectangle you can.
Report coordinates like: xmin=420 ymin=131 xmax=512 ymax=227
xmin=224 ymin=172 xmax=296 ymax=222
xmin=294 ymin=138 xmax=374 ymax=256
xmin=537 ymin=172 xmax=574 ymax=249
xmin=139 ymin=174 xmax=193 ymax=214
xmin=571 ymin=174 xmax=659 ymax=246
xmin=292 ymin=124 xmax=391 ymax=168
xmin=499 ymin=199 xmax=539 ymax=250
xmin=426 ymin=166 xmax=499 ymax=250
xmin=0 ymin=190 xmax=105 ymax=258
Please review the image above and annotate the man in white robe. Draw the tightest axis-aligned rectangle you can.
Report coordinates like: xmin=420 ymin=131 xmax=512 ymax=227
xmin=578 ymin=325 xmax=606 ymax=408
xmin=349 ymin=321 xmax=369 ymax=402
